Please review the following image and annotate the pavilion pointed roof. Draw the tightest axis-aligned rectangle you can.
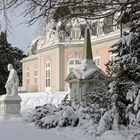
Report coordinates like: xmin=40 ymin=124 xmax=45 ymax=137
xmin=83 ymin=28 xmax=93 ymax=60
xmin=66 ymin=28 xmax=107 ymax=81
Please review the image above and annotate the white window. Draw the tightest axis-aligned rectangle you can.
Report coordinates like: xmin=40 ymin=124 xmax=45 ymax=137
xmin=26 ymin=67 xmax=29 ymax=83
xmin=94 ymin=56 xmax=101 ymax=67
xmin=34 ymin=69 xmax=38 ymax=85
xmin=97 ymin=20 xmax=104 ymax=36
xmin=68 ymin=58 xmax=81 ymax=74
xmin=70 ymin=28 xmax=81 ymax=40
xmin=113 ymin=19 xmax=118 ymax=32
xmin=45 ymin=61 xmax=51 ymax=88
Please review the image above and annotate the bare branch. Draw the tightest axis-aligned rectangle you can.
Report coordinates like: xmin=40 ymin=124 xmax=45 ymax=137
xmin=0 ymin=0 xmax=139 ymax=28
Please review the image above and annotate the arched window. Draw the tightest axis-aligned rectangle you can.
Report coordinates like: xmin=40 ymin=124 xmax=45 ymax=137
xmin=45 ymin=61 xmax=51 ymax=89
xmin=68 ymin=58 xmax=81 ymax=74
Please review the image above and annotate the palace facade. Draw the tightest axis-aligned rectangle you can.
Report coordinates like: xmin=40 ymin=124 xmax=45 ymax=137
xmin=21 ymin=20 xmax=120 ymax=92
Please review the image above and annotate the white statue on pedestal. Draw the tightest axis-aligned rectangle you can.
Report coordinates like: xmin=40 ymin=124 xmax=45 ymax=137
xmin=5 ymin=64 xmax=19 ymax=95
xmin=0 ymin=64 xmax=21 ymax=115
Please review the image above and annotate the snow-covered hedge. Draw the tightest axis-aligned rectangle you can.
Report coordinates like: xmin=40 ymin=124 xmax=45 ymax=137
xmin=28 ymin=104 xmax=58 ymax=122
xmin=27 ymin=105 xmax=79 ymax=129
xmin=25 ymin=101 xmax=109 ymax=132
xmin=26 ymin=103 xmax=79 ymax=129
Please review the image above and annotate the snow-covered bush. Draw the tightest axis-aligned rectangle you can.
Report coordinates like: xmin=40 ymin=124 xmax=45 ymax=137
xmin=96 ymin=94 xmax=119 ymax=135
xmin=26 ymin=102 xmax=79 ymax=129
xmin=25 ymin=82 xmax=111 ymax=132
xmin=28 ymin=104 xmax=58 ymax=122
xmin=126 ymin=86 xmax=140 ymax=128
xmin=96 ymin=111 xmax=112 ymax=135
xmin=84 ymin=81 xmax=112 ymax=123
xmin=37 ymin=105 xmax=79 ymax=129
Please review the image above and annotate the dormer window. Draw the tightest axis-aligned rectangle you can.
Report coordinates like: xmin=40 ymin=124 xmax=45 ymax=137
xmin=70 ymin=19 xmax=81 ymax=40
xmin=97 ymin=19 xmax=104 ymax=36
xmin=70 ymin=27 xmax=81 ymax=40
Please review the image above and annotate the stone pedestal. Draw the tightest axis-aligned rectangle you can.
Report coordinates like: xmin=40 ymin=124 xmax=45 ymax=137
xmin=0 ymin=95 xmax=22 ymax=115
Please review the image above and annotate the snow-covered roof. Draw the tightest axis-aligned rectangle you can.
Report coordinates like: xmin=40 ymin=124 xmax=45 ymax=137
xmin=72 ymin=59 xmax=106 ymax=80
xmin=66 ymin=28 xmax=107 ymax=81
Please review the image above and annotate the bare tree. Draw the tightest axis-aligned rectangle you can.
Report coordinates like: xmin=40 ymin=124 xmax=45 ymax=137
xmin=0 ymin=0 xmax=139 ymax=32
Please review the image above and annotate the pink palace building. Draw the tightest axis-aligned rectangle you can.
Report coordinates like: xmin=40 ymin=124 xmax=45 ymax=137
xmin=21 ymin=20 xmax=121 ymax=92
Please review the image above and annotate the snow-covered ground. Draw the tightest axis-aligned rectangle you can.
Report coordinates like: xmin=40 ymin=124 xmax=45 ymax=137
xmin=0 ymin=92 xmax=139 ymax=140
xmin=0 ymin=117 xmax=93 ymax=140
xmin=19 ymin=91 xmax=69 ymax=113
xmin=1 ymin=117 xmax=137 ymax=140
xmin=0 ymin=117 xmax=129 ymax=140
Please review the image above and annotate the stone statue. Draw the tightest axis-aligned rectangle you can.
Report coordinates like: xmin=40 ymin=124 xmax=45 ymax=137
xmin=5 ymin=64 xmax=19 ymax=95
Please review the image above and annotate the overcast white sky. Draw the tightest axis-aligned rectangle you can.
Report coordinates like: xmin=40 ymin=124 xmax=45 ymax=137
xmin=6 ymin=9 xmax=40 ymax=53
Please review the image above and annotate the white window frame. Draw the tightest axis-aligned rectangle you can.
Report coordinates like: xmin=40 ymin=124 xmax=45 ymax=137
xmin=45 ymin=61 xmax=51 ymax=91
xmin=97 ymin=20 xmax=104 ymax=36
xmin=34 ymin=68 xmax=38 ymax=85
xmin=26 ymin=70 xmax=30 ymax=89
xmin=93 ymin=56 xmax=101 ymax=67
xmin=68 ymin=58 xmax=81 ymax=74
xmin=67 ymin=57 xmax=81 ymax=91
xmin=113 ymin=19 xmax=118 ymax=32
xmin=70 ymin=28 xmax=81 ymax=40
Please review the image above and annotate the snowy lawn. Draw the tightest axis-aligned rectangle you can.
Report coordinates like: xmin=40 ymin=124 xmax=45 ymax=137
xmin=0 ymin=92 xmax=139 ymax=140
xmin=0 ymin=117 xmax=128 ymax=140
xmin=0 ymin=117 xmax=94 ymax=140
xmin=19 ymin=91 xmax=69 ymax=113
